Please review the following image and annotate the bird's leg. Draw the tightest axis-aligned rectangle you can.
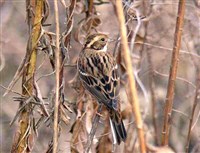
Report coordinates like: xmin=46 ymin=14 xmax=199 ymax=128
xmin=85 ymin=103 xmax=103 ymax=153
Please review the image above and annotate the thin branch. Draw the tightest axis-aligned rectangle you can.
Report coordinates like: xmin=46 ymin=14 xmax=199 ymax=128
xmin=134 ymin=42 xmax=200 ymax=60
xmin=183 ymin=29 xmax=200 ymax=153
xmin=161 ymin=0 xmax=186 ymax=145
xmin=130 ymin=7 xmax=142 ymax=52
xmin=115 ymin=1 xmax=146 ymax=153
xmin=154 ymin=70 xmax=196 ymax=89
xmin=53 ymin=0 xmax=60 ymax=152
xmin=66 ymin=120 xmax=136 ymax=150
xmin=36 ymin=70 xmax=56 ymax=82
xmin=172 ymin=108 xmax=189 ymax=118
xmin=0 ymin=84 xmax=24 ymax=97
xmin=185 ymin=72 xmax=200 ymax=152
xmin=146 ymin=42 xmax=159 ymax=145
xmin=85 ymin=104 xmax=103 ymax=153
xmin=0 ymin=52 xmax=5 ymax=72
xmin=191 ymin=106 xmax=200 ymax=130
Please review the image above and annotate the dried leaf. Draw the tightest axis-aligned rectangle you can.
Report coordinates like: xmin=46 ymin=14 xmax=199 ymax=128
xmin=82 ymin=19 xmax=92 ymax=33
xmin=60 ymin=0 xmax=67 ymax=8
xmin=27 ymin=132 xmax=35 ymax=152
xmin=85 ymin=100 xmax=94 ymax=133
xmin=11 ymin=130 xmax=21 ymax=153
xmin=10 ymin=97 xmax=33 ymax=126
xmin=74 ymin=22 xmax=85 ymax=44
xmin=124 ymin=124 xmax=136 ymax=152
xmin=46 ymin=139 xmax=53 ymax=153
xmin=11 ymin=117 xmax=34 ymax=153
xmin=147 ymin=144 xmax=175 ymax=153
xmin=74 ymin=2 xmax=85 ymax=14
xmin=134 ymin=34 xmax=145 ymax=49
xmin=62 ymin=102 xmax=73 ymax=113
xmin=34 ymin=81 xmax=49 ymax=117
xmin=116 ymin=45 xmax=126 ymax=75
xmin=60 ymin=105 xmax=70 ymax=125
xmin=121 ymin=103 xmax=132 ymax=119
xmin=96 ymin=121 xmax=112 ymax=153
xmin=3 ymin=56 xmax=28 ymax=96
xmin=70 ymin=119 xmax=87 ymax=153
xmin=83 ymin=16 xmax=101 ymax=31
xmin=92 ymin=17 xmax=101 ymax=27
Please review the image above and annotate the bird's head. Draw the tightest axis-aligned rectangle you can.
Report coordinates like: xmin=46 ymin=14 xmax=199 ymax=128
xmin=84 ymin=33 xmax=109 ymax=51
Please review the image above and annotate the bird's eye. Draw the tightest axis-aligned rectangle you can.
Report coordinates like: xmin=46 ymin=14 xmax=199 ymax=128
xmin=101 ymin=38 xmax=105 ymax=41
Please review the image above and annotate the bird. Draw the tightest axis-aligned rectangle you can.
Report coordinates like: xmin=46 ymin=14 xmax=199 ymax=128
xmin=77 ymin=33 xmax=127 ymax=144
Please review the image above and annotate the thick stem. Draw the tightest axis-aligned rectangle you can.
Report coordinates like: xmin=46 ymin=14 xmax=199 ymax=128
xmin=11 ymin=1 xmax=44 ymax=153
xmin=53 ymin=0 xmax=61 ymax=152
xmin=115 ymin=1 xmax=146 ymax=153
xmin=161 ymin=0 xmax=186 ymax=145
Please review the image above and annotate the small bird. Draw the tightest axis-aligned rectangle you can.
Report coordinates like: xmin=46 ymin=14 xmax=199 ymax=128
xmin=77 ymin=33 xmax=127 ymax=144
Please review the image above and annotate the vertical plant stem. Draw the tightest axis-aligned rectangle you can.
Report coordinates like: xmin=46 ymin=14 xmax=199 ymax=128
xmin=185 ymin=71 xmax=200 ymax=152
xmin=185 ymin=30 xmax=200 ymax=152
xmin=11 ymin=1 xmax=44 ymax=153
xmin=86 ymin=0 xmax=94 ymax=17
xmin=115 ymin=1 xmax=146 ymax=153
xmin=85 ymin=104 xmax=103 ymax=153
xmin=161 ymin=0 xmax=186 ymax=145
xmin=146 ymin=49 xmax=159 ymax=144
xmin=53 ymin=0 xmax=60 ymax=152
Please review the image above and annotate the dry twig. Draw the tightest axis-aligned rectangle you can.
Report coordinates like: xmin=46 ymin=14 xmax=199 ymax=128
xmin=185 ymin=72 xmax=200 ymax=153
xmin=140 ymin=1 xmax=159 ymax=144
xmin=185 ymin=38 xmax=200 ymax=153
xmin=161 ymin=0 xmax=186 ymax=145
xmin=115 ymin=0 xmax=146 ymax=152
xmin=53 ymin=0 xmax=61 ymax=152
xmin=85 ymin=104 xmax=103 ymax=153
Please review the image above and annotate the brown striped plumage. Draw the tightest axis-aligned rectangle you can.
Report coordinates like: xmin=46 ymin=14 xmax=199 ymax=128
xmin=77 ymin=33 xmax=127 ymax=144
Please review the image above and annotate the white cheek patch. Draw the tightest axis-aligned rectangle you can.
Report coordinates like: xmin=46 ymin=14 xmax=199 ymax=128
xmin=101 ymin=45 xmax=107 ymax=52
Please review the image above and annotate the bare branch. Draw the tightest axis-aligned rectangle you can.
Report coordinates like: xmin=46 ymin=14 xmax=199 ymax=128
xmin=115 ymin=0 xmax=146 ymax=152
xmin=161 ymin=0 xmax=186 ymax=145
xmin=85 ymin=104 xmax=103 ymax=153
xmin=53 ymin=0 xmax=61 ymax=152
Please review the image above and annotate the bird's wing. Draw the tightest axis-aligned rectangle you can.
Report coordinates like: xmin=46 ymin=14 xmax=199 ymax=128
xmin=78 ymin=51 xmax=120 ymax=110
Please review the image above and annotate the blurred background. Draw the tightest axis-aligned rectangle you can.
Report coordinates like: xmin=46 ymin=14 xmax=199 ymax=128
xmin=1 ymin=0 xmax=200 ymax=153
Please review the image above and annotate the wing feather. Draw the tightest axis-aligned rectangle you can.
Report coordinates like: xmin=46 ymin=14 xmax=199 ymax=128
xmin=78 ymin=51 xmax=120 ymax=110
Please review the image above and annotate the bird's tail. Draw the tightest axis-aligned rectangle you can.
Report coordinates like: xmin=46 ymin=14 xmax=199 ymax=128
xmin=109 ymin=110 xmax=127 ymax=144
